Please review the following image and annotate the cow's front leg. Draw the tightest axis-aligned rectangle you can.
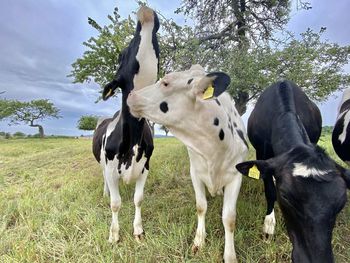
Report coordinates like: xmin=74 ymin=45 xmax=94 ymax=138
xmin=222 ymin=172 xmax=242 ymax=263
xmin=190 ymin=170 xmax=207 ymax=253
xmin=105 ymin=164 xmax=121 ymax=243
xmin=133 ymin=168 xmax=148 ymax=241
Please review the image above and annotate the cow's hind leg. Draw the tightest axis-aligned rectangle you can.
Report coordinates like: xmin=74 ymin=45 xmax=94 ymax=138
xmin=222 ymin=172 xmax=242 ymax=263
xmin=105 ymin=164 xmax=121 ymax=243
xmin=103 ymin=170 xmax=110 ymax=197
xmin=133 ymin=168 xmax=148 ymax=241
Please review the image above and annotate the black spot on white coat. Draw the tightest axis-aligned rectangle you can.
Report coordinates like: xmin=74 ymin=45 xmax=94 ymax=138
xmin=219 ymin=129 xmax=225 ymax=140
xmin=214 ymin=118 xmax=219 ymax=126
xmin=160 ymin=101 xmax=168 ymax=113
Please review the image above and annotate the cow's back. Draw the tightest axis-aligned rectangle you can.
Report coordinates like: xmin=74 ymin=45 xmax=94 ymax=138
xmin=248 ymin=80 xmax=321 ymax=153
xmin=93 ymin=118 xmax=112 ymax=163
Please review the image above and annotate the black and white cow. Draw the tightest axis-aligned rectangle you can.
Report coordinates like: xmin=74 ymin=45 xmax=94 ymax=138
xmin=127 ymin=65 xmax=249 ymax=263
xmin=236 ymin=80 xmax=350 ymax=263
xmin=332 ymin=88 xmax=350 ymax=165
xmin=92 ymin=6 xmax=159 ymax=243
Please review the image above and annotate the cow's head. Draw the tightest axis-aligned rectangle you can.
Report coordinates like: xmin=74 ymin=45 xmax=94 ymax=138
xmin=236 ymin=145 xmax=350 ymax=262
xmin=136 ymin=6 xmax=159 ymax=31
xmin=126 ymin=65 xmax=230 ymax=127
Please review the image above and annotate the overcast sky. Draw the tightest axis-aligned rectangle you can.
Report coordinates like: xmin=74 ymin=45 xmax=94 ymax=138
xmin=0 ymin=0 xmax=349 ymax=136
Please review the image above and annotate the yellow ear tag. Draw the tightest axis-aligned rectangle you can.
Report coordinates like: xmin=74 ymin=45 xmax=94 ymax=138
xmin=248 ymin=165 xmax=260 ymax=180
xmin=202 ymin=85 xmax=214 ymax=100
xmin=106 ymin=89 xmax=113 ymax=97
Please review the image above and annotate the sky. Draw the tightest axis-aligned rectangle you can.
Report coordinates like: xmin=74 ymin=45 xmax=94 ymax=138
xmin=0 ymin=0 xmax=349 ymax=136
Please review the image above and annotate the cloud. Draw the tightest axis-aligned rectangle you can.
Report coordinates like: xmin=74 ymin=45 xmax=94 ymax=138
xmin=0 ymin=0 xmax=349 ymax=136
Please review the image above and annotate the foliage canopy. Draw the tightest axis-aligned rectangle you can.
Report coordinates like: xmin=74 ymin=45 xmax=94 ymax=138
xmin=69 ymin=1 xmax=350 ymax=115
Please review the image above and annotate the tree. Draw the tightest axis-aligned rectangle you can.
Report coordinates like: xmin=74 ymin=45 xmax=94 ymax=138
xmin=0 ymin=99 xmax=14 ymax=120
xmin=13 ymin=131 xmax=26 ymax=138
xmin=68 ymin=7 xmax=135 ymax=89
xmin=69 ymin=2 xmax=350 ymax=115
xmin=77 ymin=115 xmax=98 ymax=131
xmin=160 ymin=125 xmax=170 ymax=136
xmin=0 ymin=99 xmax=61 ymax=138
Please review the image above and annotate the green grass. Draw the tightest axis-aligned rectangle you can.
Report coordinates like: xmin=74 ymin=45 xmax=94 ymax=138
xmin=0 ymin=136 xmax=349 ymax=262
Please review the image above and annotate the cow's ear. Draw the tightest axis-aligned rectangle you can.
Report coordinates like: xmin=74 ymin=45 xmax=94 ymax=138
xmin=236 ymin=160 xmax=274 ymax=180
xmin=342 ymin=169 xmax=350 ymax=189
xmin=334 ymin=162 xmax=350 ymax=189
xmin=102 ymin=79 xmax=120 ymax=101
xmin=193 ymin=72 xmax=230 ymax=100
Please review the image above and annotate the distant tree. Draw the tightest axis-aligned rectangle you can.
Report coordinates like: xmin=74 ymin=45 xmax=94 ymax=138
xmin=77 ymin=115 xmax=98 ymax=131
xmin=13 ymin=131 xmax=26 ymax=138
xmin=160 ymin=125 xmax=170 ymax=136
xmin=0 ymin=99 xmax=61 ymax=138
xmin=5 ymin=132 xmax=11 ymax=139
xmin=322 ymin=126 xmax=333 ymax=135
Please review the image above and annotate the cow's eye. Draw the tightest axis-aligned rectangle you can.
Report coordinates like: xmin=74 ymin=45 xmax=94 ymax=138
xmin=163 ymin=81 xmax=169 ymax=87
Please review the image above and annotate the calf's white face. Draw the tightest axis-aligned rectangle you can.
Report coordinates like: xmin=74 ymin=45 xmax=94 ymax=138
xmin=127 ymin=64 xmax=230 ymax=127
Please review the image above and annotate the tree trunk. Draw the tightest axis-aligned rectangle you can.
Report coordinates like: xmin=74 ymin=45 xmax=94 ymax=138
xmin=30 ymin=124 xmax=44 ymax=138
xmin=165 ymin=130 xmax=168 ymax=137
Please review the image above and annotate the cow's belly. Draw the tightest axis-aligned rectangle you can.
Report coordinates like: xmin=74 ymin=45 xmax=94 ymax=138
xmin=100 ymin=145 xmax=147 ymax=184
xmin=188 ymin=147 xmax=239 ymax=196
xmin=198 ymin=166 xmax=238 ymax=197
xmin=119 ymin=146 xmax=147 ymax=184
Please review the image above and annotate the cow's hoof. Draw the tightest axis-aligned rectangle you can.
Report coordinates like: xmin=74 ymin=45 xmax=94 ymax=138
xmin=134 ymin=232 xmax=145 ymax=243
xmin=108 ymin=236 xmax=120 ymax=243
xmin=261 ymin=232 xmax=274 ymax=242
xmin=192 ymin=245 xmax=200 ymax=254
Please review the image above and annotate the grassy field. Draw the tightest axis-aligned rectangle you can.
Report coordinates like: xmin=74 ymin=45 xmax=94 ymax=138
xmin=0 ymin=135 xmax=349 ymax=262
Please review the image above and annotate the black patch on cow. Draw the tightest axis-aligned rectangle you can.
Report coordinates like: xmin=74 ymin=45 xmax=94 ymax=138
xmin=236 ymin=129 xmax=248 ymax=147
xmin=160 ymin=101 xmax=169 ymax=113
xmin=332 ymin=112 xmax=350 ymax=162
xmin=215 ymin=98 xmax=221 ymax=106
xmin=219 ymin=129 xmax=225 ymax=140
xmin=233 ymin=122 xmax=237 ymax=128
xmin=214 ymin=118 xmax=219 ymax=126
xmin=187 ymin=78 xmax=193 ymax=84
xmin=340 ymin=99 xmax=350 ymax=114
xmin=142 ymin=167 xmax=145 ymax=174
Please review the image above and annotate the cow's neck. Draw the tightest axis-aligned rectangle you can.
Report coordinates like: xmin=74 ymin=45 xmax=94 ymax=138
xmin=271 ymin=84 xmax=311 ymax=155
xmin=120 ymin=90 xmax=145 ymax=147
xmin=271 ymin=111 xmax=311 ymax=155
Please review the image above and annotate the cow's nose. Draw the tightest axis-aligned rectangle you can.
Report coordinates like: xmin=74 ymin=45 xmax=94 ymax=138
xmin=128 ymin=91 xmax=135 ymax=100
xmin=127 ymin=91 xmax=137 ymax=105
